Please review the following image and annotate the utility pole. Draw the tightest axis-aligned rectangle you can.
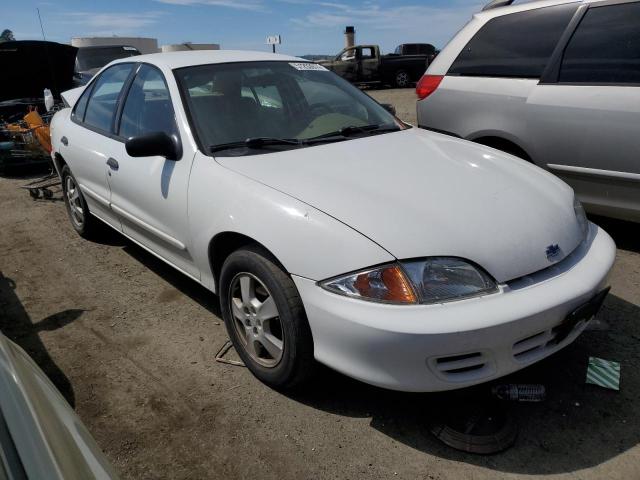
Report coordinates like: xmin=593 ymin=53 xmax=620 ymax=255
xmin=37 ymin=8 xmax=46 ymax=40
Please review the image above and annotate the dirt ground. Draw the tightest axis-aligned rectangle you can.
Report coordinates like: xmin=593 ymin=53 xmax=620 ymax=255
xmin=368 ymin=88 xmax=418 ymax=125
xmin=1 ymin=89 xmax=640 ymax=480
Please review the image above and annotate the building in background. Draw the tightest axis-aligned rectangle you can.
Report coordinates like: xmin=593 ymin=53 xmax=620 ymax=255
xmin=161 ymin=42 xmax=220 ymax=52
xmin=71 ymin=36 xmax=159 ymax=54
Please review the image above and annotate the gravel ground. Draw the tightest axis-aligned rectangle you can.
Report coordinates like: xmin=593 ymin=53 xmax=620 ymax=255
xmin=1 ymin=89 xmax=639 ymax=479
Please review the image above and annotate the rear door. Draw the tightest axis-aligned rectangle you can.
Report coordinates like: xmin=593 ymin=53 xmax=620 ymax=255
xmin=528 ymin=1 xmax=640 ymax=220
xmin=358 ymin=46 xmax=379 ymax=82
xmin=60 ymin=63 xmax=135 ymax=228
xmin=108 ymin=63 xmax=199 ymax=279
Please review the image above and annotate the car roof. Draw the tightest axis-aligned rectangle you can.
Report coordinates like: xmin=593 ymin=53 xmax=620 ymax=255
xmin=109 ymin=50 xmax=305 ymax=70
xmin=474 ymin=0 xmax=606 ymax=20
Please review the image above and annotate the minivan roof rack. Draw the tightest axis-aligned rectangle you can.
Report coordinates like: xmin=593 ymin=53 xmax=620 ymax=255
xmin=482 ymin=0 xmax=515 ymax=11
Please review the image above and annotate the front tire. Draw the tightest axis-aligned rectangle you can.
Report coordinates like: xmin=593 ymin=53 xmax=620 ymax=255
xmin=61 ymin=164 xmax=97 ymax=238
xmin=219 ymin=247 xmax=315 ymax=390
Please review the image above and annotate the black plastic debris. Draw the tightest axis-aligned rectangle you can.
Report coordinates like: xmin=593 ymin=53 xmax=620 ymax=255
xmin=430 ymin=399 xmax=518 ymax=454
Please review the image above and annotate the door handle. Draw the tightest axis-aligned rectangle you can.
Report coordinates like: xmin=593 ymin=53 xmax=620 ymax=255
xmin=106 ymin=157 xmax=119 ymax=170
xmin=61 ymin=136 xmax=68 ymax=146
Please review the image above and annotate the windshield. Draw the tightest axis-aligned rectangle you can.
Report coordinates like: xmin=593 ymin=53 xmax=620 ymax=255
xmin=175 ymin=61 xmax=406 ymax=156
xmin=77 ymin=47 xmax=140 ymax=71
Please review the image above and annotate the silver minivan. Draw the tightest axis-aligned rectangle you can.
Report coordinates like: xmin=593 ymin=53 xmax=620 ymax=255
xmin=417 ymin=0 xmax=640 ymax=223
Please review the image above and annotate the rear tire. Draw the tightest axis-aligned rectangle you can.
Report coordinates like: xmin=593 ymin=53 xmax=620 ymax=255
xmin=61 ymin=164 xmax=97 ymax=238
xmin=394 ymin=70 xmax=410 ymax=88
xmin=219 ymin=247 xmax=315 ymax=390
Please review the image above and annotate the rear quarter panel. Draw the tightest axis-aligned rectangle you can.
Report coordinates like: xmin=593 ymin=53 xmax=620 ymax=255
xmin=417 ymin=76 xmax=539 ymax=161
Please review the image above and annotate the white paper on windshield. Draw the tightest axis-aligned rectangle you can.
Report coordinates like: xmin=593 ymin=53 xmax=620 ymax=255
xmin=289 ymin=63 xmax=329 ymax=71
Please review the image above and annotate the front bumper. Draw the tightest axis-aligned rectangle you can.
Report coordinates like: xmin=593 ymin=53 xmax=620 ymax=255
xmin=293 ymin=224 xmax=616 ymax=392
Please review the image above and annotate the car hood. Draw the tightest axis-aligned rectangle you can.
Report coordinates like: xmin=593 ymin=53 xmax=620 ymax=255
xmin=217 ymin=128 xmax=584 ymax=283
xmin=0 ymin=41 xmax=77 ymax=101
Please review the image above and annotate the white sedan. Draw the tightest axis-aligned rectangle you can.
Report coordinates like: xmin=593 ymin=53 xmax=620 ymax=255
xmin=50 ymin=51 xmax=616 ymax=392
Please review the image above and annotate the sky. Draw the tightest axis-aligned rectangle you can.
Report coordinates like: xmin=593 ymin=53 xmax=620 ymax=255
xmin=6 ymin=0 xmax=487 ymax=56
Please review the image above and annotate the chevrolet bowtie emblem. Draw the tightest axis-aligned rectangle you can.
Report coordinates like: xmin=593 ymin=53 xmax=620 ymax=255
xmin=546 ymin=244 xmax=561 ymax=261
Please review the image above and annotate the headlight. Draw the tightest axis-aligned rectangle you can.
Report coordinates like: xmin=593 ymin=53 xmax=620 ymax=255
xmin=574 ymin=196 xmax=589 ymax=238
xmin=320 ymin=258 xmax=498 ymax=305
xmin=401 ymin=258 xmax=498 ymax=304
xmin=321 ymin=264 xmax=418 ymax=304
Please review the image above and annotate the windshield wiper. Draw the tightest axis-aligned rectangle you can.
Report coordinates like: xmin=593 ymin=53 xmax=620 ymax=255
xmin=305 ymin=124 xmax=401 ymax=143
xmin=210 ymin=137 xmax=302 ymax=153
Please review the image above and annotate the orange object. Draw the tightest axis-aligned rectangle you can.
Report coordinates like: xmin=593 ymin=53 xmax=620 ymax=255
xmin=354 ymin=265 xmax=417 ymax=303
xmin=23 ymin=110 xmax=52 ymax=153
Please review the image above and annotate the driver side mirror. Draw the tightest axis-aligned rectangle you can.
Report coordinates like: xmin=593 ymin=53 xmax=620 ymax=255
xmin=125 ymin=131 xmax=182 ymax=161
xmin=381 ymin=103 xmax=396 ymax=116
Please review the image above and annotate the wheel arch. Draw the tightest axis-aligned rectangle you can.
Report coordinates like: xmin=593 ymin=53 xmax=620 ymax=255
xmin=208 ymin=231 xmax=287 ymax=293
xmin=469 ymin=135 xmax=533 ymax=162
xmin=53 ymin=152 xmax=67 ymax=177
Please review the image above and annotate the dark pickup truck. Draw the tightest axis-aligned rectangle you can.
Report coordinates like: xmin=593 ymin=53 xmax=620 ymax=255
xmin=319 ymin=44 xmax=436 ymax=88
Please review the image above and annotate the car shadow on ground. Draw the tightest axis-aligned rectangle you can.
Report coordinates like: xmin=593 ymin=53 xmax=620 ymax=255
xmin=0 ymin=271 xmax=82 ymax=407
xmin=283 ymin=293 xmax=640 ymax=475
xmin=121 ymin=242 xmax=221 ymax=318
xmin=590 ymin=215 xmax=639 ymax=253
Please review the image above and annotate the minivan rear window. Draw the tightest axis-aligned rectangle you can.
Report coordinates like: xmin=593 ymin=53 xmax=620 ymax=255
xmin=559 ymin=2 xmax=640 ymax=84
xmin=449 ymin=4 xmax=578 ymax=78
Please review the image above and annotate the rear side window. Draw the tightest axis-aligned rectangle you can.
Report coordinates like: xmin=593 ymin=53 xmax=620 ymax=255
xmin=71 ymin=85 xmax=92 ymax=121
xmin=361 ymin=47 xmax=375 ymax=59
xmin=449 ymin=4 xmax=578 ymax=78
xmin=84 ymin=63 xmax=133 ymax=133
xmin=404 ymin=45 xmax=418 ymax=55
xmin=418 ymin=44 xmax=436 ymax=55
xmin=559 ymin=2 xmax=640 ymax=84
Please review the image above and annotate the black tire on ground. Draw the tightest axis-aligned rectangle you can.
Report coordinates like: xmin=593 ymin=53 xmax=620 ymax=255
xmin=394 ymin=70 xmax=410 ymax=88
xmin=219 ymin=246 xmax=316 ymax=390
xmin=60 ymin=164 xmax=97 ymax=238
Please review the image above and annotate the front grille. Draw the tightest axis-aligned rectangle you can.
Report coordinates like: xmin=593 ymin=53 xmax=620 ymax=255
xmin=512 ymin=318 xmax=584 ymax=363
xmin=512 ymin=329 xmax=558 ymax=361
xmin=431 ymin=351 xmax=493 ymax=381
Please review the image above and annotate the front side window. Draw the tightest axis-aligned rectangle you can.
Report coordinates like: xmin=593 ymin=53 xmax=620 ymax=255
xmin=175 ymin=61 xmax=404 ymax=156
xmin=340 ymin=49 xmax=356 ymax=61
xmin=559 ymin=2 xmax=640 ymax=84
xmin=119 ymin=64 xmax=178 ymax=139
xmin=449 ymin=4 xmax=578 ymax=78
xmin=83 ymin=63 xmax=133 ymax=132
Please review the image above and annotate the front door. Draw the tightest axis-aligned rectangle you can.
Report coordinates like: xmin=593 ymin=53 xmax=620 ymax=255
xmin=332 ymin=47 xmax=358 ymax=82
xmin=108 ymin=64 xmax=199 ymax=279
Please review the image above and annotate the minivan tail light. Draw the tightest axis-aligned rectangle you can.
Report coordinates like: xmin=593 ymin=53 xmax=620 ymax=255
xmin=416 ymin=75 xmax=444 ymax=100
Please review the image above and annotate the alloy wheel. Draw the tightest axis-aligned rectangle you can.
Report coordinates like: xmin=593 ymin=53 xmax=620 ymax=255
xmin=229 ymin=272 xmax=284 ymax=368
xmin=396 ymin=71 xmax=409 ymax=88
xmin=65 ymin=175 xmax=84 ymax=227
